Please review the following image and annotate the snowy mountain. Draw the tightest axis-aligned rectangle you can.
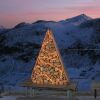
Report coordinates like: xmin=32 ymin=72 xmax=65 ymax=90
xmin=0 ymin=26 xmax=5 ymax=33
xmin=0 ymin=14 xmax=100 ymax=91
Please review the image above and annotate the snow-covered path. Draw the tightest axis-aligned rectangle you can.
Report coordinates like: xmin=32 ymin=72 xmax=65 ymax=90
xmin=0 ymin=96 xmax=100 ymax=100
xmin=0 ymin=96 xmax=16 ymax=100
xmin=78 ymin=96 xmax=100 ymax=100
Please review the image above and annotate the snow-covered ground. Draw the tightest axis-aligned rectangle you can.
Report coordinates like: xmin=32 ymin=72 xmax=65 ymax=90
xmin=78 ymin=96 xmax=100 ymax=100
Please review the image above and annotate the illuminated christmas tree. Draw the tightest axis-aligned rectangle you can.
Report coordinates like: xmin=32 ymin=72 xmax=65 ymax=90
xmin=31 ymin=29 xmax=69 ymax=87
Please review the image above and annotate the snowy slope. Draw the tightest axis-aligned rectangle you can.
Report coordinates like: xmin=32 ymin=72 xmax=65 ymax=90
xmin=0 ymin=14 xmax=99 ymax=91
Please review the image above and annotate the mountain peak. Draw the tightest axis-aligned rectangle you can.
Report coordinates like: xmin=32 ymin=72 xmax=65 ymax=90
xmin=0 ymin=25 xmax=5 ymax=29
xmin=65 ymin=14 xmax=92 ymax=25
xmin=76 ymin=14 xmax=92 ymax=20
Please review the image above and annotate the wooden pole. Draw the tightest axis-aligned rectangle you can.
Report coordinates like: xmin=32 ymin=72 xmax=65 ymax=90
xmin=67 ymin=89 xmax=73 ymax=100
xmin=26 ymin=87 xmax=28 ymax=96
xmin=94 ymin=89 xmax=97 ymax=99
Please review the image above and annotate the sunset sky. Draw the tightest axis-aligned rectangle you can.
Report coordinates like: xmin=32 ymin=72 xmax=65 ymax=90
xmin=0 ymin=0 xmax=100 ymax=28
